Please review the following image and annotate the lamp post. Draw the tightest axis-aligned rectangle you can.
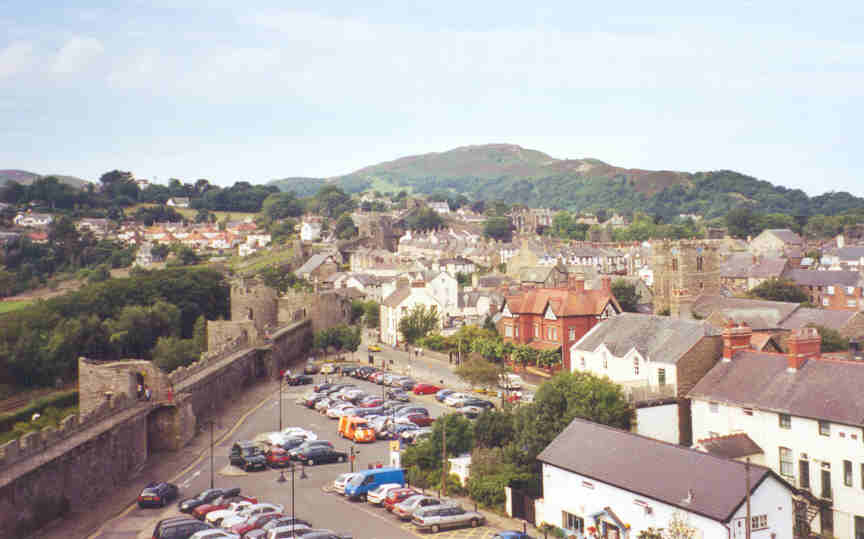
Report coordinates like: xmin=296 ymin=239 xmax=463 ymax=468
xmin=278 ymin=375 xmax=284 ymax=432
xmin=208 ymin=420 xmax=215 ymax=489
xmin=277 ymin=463 xmax=302 ymax=535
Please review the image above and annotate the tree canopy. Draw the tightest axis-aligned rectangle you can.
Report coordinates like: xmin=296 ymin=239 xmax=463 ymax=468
xmin=611 ymin=279 xmax=640 ymax=312
xmin=749 ymin=278 xmax=809 ymax=303
xmin=398 ymin=304 xmax=439 ymax=344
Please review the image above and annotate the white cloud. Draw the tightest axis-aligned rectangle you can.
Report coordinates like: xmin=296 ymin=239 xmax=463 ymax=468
xmin=52 ymin=36 xmax=104 ymax=74
xmin=0 ymin=41 xmax=36 ymax=78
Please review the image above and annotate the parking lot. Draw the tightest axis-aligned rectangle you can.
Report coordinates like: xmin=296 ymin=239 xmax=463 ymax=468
xmin=90 ymin=371 xmax=509 ymax=539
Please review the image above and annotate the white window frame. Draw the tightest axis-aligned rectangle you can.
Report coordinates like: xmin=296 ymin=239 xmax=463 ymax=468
xmin=822 ymin=298 xmax=830 ymax=306
xmin=505 ymin=325 xmax=513 ymax=337
xmin=827 ymin=286 xmax=835 ymax=295
xmin=709 ymin=402 xmax=719 ymax=413
xmin=750 ymin=515 xmax=768 ymax=531
xmin=846 ymin=286 xmax=855 ymax=295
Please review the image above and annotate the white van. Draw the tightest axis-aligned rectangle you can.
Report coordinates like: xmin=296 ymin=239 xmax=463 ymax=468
xmin=498 ymin=373 xmax=523 ymax=390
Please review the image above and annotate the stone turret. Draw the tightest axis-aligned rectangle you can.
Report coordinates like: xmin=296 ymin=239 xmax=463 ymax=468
xmin=651 ymin=240 xmax=721 ymax=317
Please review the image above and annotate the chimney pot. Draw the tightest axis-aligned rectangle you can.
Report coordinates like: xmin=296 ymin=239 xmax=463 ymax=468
xmin=722 ymin=321 xmax=752 ymax=362
xmin=787 ymin=327 xmax=821 ymax=371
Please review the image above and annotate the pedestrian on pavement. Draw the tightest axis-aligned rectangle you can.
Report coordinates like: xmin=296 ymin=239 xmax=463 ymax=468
xmin=144 ymin=386 xmax=152 ymax=401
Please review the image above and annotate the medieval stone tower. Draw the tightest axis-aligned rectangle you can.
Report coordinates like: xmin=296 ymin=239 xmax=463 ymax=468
xmin=230 ymin=278 xmax=279 ymax=333
xmin=651 ymin=241 xmax=721 ymax=317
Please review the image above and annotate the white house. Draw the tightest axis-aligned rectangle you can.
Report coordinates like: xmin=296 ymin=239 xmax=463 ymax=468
xmin=425 ymin=271 xmax=459 ymax=318
xmin=300 ymin=220 xmax=322 ymax=242
xmin=536 ymin=417 xmax=797 ymax=539
xmin=569 ymin=314 xmax=722 ymax=444
xmin=437 ymin=257 xmax=476 ymax=276
xmin=689 ymin=324 xmax=864 ymax=539
xmin=14 ymin=212 xmax=53 ymax=228
xmin=429 ymin=201 xmax=451 ymax=214
xmin=380 ymin=285 xmax=444 ymax=347
xmin=165 ymin=197 xmax=190 ymax=208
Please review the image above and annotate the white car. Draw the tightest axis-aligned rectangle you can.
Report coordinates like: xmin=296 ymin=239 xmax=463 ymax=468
xmin=279 ymin=427 xmax=317 ymax=441
xmin=367 ymin=483 xmax=403 ymax=505
xmin=189 ymin=530 xmax=240 ymax=539
xmin=220 ymin=503 xmax=284 ymax=529
xmin=205 ymin=500 xmax=257 ymax=526
xmin=444 ymin=393 xmax=471 ymax=407
xmin=498 ymin=373 xmax=524 ymax=390
xmin=266 ymin=524 xmax=311 ymax=539
xmin=333 ymin=472 xmax=359 ymax=495
xmin=326 ymin=403 xmax=353 ymax=419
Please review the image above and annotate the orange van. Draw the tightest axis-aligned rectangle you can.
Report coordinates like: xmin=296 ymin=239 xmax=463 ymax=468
xmin=339 ymin=416 xmax=375 ymax=443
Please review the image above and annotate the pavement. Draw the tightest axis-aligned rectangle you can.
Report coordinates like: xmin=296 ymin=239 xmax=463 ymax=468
xmin=36 ymin=334 xmax=544 ymax=539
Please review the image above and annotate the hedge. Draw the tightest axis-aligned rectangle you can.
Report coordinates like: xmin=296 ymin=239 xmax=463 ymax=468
xmin=0 ymin=390 xmax=79 ymax=434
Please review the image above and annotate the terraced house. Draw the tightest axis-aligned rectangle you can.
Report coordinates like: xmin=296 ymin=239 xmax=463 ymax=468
xmin=689 ymin=324 xmax=864 ymax=539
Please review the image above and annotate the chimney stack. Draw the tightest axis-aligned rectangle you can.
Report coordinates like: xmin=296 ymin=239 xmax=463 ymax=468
xmin=722 ymin=321 xmax=752 ymax=362
xmin=569 ymin=271 xmax=585 ymax=292
xmin=787 ymin=327 xmax=821 ymax=372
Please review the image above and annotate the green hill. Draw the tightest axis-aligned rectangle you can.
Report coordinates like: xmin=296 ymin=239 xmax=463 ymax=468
xmin=0 ymin=170 xmax=90 ymax=189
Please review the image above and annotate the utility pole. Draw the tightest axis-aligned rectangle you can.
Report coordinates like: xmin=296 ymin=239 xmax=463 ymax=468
xmin=745 ymin=457 xmax=751 ymax=539
xmin=209 ymin=420 xmax=214 ymax=489
xmin=441 ymin=418 xmax=447 ymax=499
xmin=278 ymin=376 xmax=283 ymax=432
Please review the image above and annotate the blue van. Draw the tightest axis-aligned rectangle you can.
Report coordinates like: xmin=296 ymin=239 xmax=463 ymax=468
xmin=344 ymin=467 xmax=405 ymax=500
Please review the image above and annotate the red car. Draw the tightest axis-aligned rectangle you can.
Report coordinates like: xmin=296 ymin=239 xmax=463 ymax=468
xmin=229 ymin=512 xmax=285 ymax=535
xmin=369 ymin=372 xmax=385 ymax=384
xmin=412 ymin=383 xmax=442 ymax=395
xmin=358 ymin=398 xmax=384 ymax=408
xmin=192 ymin=495 xmax=257 ymax=520
xmin=402 ymin=413 xmax=435 ymax=427
xmin=383 ymin=488 xmax=419 ymax=512
xmin=266 ymin=447 xmax=291 ymax=468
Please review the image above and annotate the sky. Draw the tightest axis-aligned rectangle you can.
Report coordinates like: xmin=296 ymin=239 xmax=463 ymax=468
xmin=1 ymin=1 xmax=863 ymax=196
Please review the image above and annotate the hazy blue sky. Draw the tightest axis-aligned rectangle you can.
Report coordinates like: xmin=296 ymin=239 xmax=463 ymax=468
xmin=1 ymin=1 xmax=863 ymax=195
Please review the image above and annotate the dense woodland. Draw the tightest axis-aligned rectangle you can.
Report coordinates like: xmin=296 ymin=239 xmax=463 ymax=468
xmin=0 ymin=268 xmax=228 ymax=387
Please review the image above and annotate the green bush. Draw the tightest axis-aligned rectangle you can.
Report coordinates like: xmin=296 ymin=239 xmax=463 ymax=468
xmin=418 ymin=334 xmax=449 ymax=351
xmin=0 ymin=390 xmax=78 ymax=433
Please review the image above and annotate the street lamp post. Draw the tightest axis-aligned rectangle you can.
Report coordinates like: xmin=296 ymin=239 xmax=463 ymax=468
xmin=209 ymin=420 xmax=215 ymax=489
xmin=278 ymin=375 xmax=284 ymax=432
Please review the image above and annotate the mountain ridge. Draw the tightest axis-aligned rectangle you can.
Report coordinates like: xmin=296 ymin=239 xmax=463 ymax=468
xmin=0 ymin=169 xmax=90 ymax=189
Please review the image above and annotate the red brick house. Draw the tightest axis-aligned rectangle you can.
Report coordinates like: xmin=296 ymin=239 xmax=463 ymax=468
xmin=498 ymin=274 xmax=621 ymax=370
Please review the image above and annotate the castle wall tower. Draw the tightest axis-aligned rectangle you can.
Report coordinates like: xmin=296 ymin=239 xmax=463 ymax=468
xmin=230 ymin=278 xmax=278 ymax=332
xmin=651 ymin=241 xmax=721 ymax=317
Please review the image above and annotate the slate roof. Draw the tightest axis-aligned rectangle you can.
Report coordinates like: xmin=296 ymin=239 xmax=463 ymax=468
xmin=382 ymin=286 xmax=412 ymax=307
xmin=295 ymin=253 xmax=335 ymax=275
xmin=698 ymin=433 xmax=763 ymax=459
xmin=749 ymin=257 xmax=788 ymax=279
xmin=518 ymin=266 xmax=557 ymax=283
xmin=783 ymin=269 xmax=863 ymax=287
xmin=689 ymin=353 xmax=864 ymax=426
xmin=505 ymin=287 xmax=618 ymax=317
xmin=571 ymin=313 xmax=719 ymax=364
xmin=720 ymin=253 xmax=754 ymax=278
xmin=829 ymin=246 xmax=864 ymax=260
xmin=538 ymin=418 xmax=781 ymax=523
xmin=692 ymin=295 xmax=798 ymax=330
xmin=778 ymin=308 xmax=857 ymax=332
xmin=765 ymin=229 xmax=802 ymax=245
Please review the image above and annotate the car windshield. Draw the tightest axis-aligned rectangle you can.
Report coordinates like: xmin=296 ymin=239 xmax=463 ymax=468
xmin=348 ymin=474 xmax=365 ymax=486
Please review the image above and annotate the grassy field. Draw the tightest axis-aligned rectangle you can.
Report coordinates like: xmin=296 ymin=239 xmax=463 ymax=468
xmin=229 ymin=243 xmax=297 ymax=275
xmin=0 ymin=300 xmax=35 ymax=314
xmin=127 ymin=203 xmax=259 ymax=222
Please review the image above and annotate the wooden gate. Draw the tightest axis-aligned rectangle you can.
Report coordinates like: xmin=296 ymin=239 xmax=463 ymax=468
xmin=510 ymin=488 xmax=536 ymax=525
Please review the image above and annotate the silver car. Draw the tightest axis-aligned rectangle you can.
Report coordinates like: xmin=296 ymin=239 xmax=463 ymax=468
xmin=411 ymin=505 xmax=485 ymax=533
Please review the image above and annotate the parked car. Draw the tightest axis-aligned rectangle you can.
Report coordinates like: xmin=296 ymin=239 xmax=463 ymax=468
xmin=396 ymin=379 xmax=416 ymax=391
xmin=152 ymin=516 xmax=213 ymax=539
xmin=498 ymin=373 xmax=524 ymax=390
xmin=386 ymin=389 xmax=411 ymax=402
xmin=304 ymin=363 xmax=320 ymax=375
xmin=367 ymin=344 xmax=382 ymax=352
xmin=304 ymin=394 xmax=327 ymax=408
xmin=291 ymin=445 xmax=348 ymax=466
xmin=411 ymin=505 xmax=485 ymax=533
xmin=457 ymin=405 xmax=485 ymax=419
xmin=398 ymin=413 xmax=435 ymax=427
xmin=193 ymin=495 xmax=257 ymax=521
xmin=205 ymin=500 xmax=258 ymax=526
xmin=228 ymin=512 xmax=285 ymax=536
xmin=395 ymin=406 xmax=428 ymax=417
xmin=492 ymin=532 xmax=534 ymax=539
xmin=243 ymin=517 xmax=311 ymax=539
xmin=332 ymin=472 xmax=359 ymax=495
xmin=435 ymin=389 xmax=456 ymax=402
xmin=338 ymin=416 xmax=376 ymax=443
xmin=220 ymin=503 xmax=283 ymax=530
xmin=264 ymin=525 xmax=314 ymax=538
xmin=189 ymin=529 xmax=239 ymax=539
xmin=229 ymin=441 xmax=267 ymax=471
xmin=287 ymin=440 xmax=335 ymax=459
xmin=383 ymin=488 xmax=420 ymax=512
xmin=366 ymin=483 xmax=403 ymax=505
xmin=138 ymin=481 xmax=180 ymax=508
xmin=284 ymin=374 xmax=314 ymax=386
xmin=357 ymin=397 xmax=384 ymax=408
xmin=320 ymin=363 xmax=336 ymax=374
xmin=393 ymin=495 xmax=446 ymax=520
xmin=444 ymin=393 xmax=472 ymax=407
xmin=460 ymin=398 xmax=495 ymax=410
xmin=265 ymin=447 xmax=291 ymax=468
xmin=412 ymin=383 xmax=441 ymax=395
xmin=280 ymin=427 xmax=317 ymax=441
xmin=180 ymin=488 xmax=239 ymax=514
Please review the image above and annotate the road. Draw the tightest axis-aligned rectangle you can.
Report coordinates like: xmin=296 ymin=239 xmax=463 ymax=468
xmin=91 ymin=369 xmax=506 ymax=539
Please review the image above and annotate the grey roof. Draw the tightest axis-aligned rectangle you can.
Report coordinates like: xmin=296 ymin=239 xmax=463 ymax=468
xmin=783 ymin=269 xmax=863 ymax=287
xmin=749 ymin=257 xmax=788 ymax=279
xmin=778 ymin=308 xmax=857 ymax=332
xmin=721 ymin=255 xmax=787 ymax=279
xmin=538 ymin=418 xmax=781 ymax=523
xmin=382 ymin=286 xmax=411 ymax=307
xmin=689 ymin=353 xmax=864 ymax=426
xmin=720 ymin=253 xmax=755 ymax=278
xmin=829 ymin=246 xmax=864 ymax=260
xmin=698 ymin=433 xmax=763 ymax=459
xmin=691 ymin=295 xmax=799 ymax=330
xmin=765 ymin=229 xmax=802 ymax=245
xmin=571 ymin=313 xmax=718 ymax=364
xmin=518 ymin=266 xmax=555 ymax=283
xmin=296 ymin=253 xmax=335 ymax=275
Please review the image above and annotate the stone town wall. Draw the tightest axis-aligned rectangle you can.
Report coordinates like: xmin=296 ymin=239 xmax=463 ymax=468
xmin=78 ymin=359 xmax=169 ymax=418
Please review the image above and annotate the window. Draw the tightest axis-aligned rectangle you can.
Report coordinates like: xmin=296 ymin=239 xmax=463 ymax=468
xmin=534 ymin=325 xmax=539 ymax=338
xmin=800 ymin=460 xmax=810 ymax=490
xmin=844 ymin=460 xmax=853 ymax=487
xmin=750 ymin=515 xmax=768 ymax=530
xmin=779 ymin=413 xmax=791 ymax=429
xmin=658 ymin=369 xmax=666 ymax=386
xmin=820 ymin=421 xmax=831 ymax=436
xmin=696 ymin=255 xmax=704 ymax=272
xmin=743 ymin=408 xmax=754 ymax=416
xmin=633 ymin=358 xmax=639 ymax=376
xmin=848 ymin=300 xmax=857 ymax=307
xmin=822 ymin=465 xmax=832 ymax=499
xmin=672 ymin=258 xmax=679 ymax=272
xmin=779 ymin=447 xmax=793 ymax=479
xmin=827 ymin=286 xmax=835 ymax=295
xmin=709 ymin=402 xmax=719 ymax=413
xmin=847 ymin=286 xmax=855 ymax=295
xmin=822 ymin=298 xmax=830 ymax=306
xmin=505 ymin=326 xmax=513 ymax=337
xmin=568 ymin=328 xmax=575 ymax=340
xmin=562 ymin=512 xmax=584 ymax=533
xmin=515 ymin=326 xmax=519 ymax=337
xmin=580 ymin=357 xmax=586 ymax=368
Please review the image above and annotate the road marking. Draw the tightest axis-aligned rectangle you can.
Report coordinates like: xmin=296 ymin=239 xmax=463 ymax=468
xmin=86 ymin=384 xmax=283 ymax=539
